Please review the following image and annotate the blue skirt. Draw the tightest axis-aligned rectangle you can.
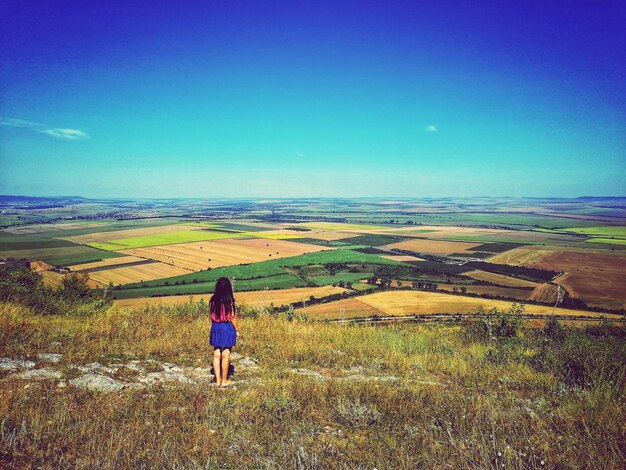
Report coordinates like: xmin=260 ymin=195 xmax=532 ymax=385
xmin=210 ymin=321 xmax=237 ymax=348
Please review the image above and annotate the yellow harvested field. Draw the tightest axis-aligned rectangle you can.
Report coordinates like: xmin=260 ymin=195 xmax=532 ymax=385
xmin=69 ymin=256 xmax=147 ymax=271
xmin=40 ymin=271 xmax=101 ymax=289
xmin=529 ymin=283 xmax=560 ymax=303
xmin=382 ymin=239 xmax=481 ymax=255
xmin=87 ymin=262 xmax=190 ymax=286
xmin=114 ymin=285 xmax=349 ymax=308
xmin=462 ymin=270 xmax=539 ymax=288
xmin=296 ymin=290 xmax=616 ymax=320
xmin=294 ymin=230 xmax=356 ymax=241
xmin=375 ymin=225 xmax=513 ymax=237
xmin=120 ymin=238 xmax=332 ymax=271
xmin=63 ymin=224 xmax=204 ymax=245
xmin=295 ymin=297 xmax=387 ymax=318
xmin=40 ymin=271 xmax=65 ymax=288
xmin=381 ymin=255 xmax=424 ymax=262
xmin=29 ymin=260 xmax=54 ymax=272
xmin=487 ymin=247 xmax=556 ymax=266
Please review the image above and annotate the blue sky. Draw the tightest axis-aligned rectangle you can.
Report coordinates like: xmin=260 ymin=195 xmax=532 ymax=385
xmin=1 ymin=1 xmax=624 ymax=198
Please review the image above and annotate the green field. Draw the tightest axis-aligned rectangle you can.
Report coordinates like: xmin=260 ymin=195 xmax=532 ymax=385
xmin=310 ymin=271 xmax=372 ymax=286
xmin=0 ymin=246 xmax=125 ymax=266
xmin=586 ymin=238 xmax=626 ymax=245
xmin=569 ymin=226 xmax=626 ymax=238
xmin=123 ymin=250 xmax=403 ymax=290
xmin=88 ymin=230 xmax=248 ymax=251
xmin=0 ymin=233 xmax=78 ymax=250
xmin=112 ymin=273 xmax=306 ymax=299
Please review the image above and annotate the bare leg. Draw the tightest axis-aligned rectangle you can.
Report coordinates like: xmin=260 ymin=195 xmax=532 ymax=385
xmin=213 ymin=349 xmax=222 ymax=385
xmin=220 ymin=348 xmax=232 ymax=386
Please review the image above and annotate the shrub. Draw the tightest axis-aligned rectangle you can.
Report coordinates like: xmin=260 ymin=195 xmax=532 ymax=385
xmin=334 ymin=399 xmax=382 ymax=428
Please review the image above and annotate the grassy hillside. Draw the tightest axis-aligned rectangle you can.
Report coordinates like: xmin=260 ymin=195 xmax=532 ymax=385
xmin=0 ymin=301 xmax=624 ymax=468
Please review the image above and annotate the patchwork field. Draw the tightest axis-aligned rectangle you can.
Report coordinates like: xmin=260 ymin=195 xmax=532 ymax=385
xmin=87 ymin=262 xmax=191 ymax=286
xmin=114 ymin=285 xmax=349 ymax=308
xmin=382 ymin=239 xmax=482 ymax=255
xmin=462 ymin=270 xmax=540 ymax=288
xmin=120 ymin=238 xmax=332 ymax=271
xmin=296 ymin=290 xmax=617 ymax=320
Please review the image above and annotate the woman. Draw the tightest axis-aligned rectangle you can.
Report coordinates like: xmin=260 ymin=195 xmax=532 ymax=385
xmin=209 ymin=277 xmax=239 ymax=387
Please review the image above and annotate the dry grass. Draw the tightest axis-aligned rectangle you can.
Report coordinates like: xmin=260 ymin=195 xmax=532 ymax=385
xmin=0 ymin=302 xmax=624 ymax=468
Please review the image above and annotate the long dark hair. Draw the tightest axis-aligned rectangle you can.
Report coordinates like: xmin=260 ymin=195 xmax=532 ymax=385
xmin=210 ymin=277 xmax=235 ymax=320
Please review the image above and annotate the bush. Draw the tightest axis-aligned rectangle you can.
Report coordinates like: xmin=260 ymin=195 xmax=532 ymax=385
xmin=334 ymin=399 xmax=382 ymax=428
xmin=461 ymin=304 xmax=524 ymax=343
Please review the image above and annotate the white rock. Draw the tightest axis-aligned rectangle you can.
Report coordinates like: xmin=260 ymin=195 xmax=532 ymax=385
xmin=37 ymin=353 xmax=63 ymax=364
xmin=14 ymin=368 xmax=63 ymax=380
xmin=290 ymin=368 xmax=325 ymax=381
xmin=70 ymin=374 xmax=127 ymax=392
xmin=0 ymin=358 xmax=36 ymax=371
xmin=238 ymin=357 xmax=259 ymax=369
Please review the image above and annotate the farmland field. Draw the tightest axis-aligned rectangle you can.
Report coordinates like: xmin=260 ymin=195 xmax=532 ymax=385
xmin=532 ymin=251 xmax=626 ymax=310
xmin=0 ymin=245 xmax=124 ymax=266
xmin=382 ymin=239 xmax=482 ymax=255
xmin=1 ymin=196 xmax=624 ymax=315
xmin=114 ymin=285 xmax=349 ymax=308
xmin=462 ymin=270 xmax=540 ymax=288
xmin=297 ymin=290 xmax=621 ymax=320
xmin=87 ymin=230 xmax=246 ymax=251
xmin=86 ymin=262 xmax=191 ymax=286
xmin=120 ymin=238 xmax=332 ymax=271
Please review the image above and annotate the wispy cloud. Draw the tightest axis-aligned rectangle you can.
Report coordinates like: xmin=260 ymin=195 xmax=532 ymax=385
xmin=296 ymin=151 xmax=305 ymax=157
xmin=424 ymin=125 xmax=437 ymax=133
xmin=0 ymin=117 xmax=89 ymax=140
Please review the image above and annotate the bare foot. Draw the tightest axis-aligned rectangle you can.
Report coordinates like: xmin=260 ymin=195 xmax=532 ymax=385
xmin=220 ymin=380 xmax=234 ymax=387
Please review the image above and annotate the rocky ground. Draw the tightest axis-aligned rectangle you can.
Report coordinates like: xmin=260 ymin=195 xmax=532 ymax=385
xmin=1 ymin=354 xmax=441 ymax=393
